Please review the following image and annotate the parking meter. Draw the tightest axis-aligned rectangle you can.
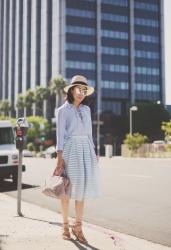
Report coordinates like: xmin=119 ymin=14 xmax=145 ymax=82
xmin=15 ymin=118 xmax=28 ymax=150
xmin=15 ymin=117 xmax=28 ymax=216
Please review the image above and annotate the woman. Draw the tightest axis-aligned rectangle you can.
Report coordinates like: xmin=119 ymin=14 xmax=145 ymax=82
xmin=54 ymin=75 xmax=100 ymax=244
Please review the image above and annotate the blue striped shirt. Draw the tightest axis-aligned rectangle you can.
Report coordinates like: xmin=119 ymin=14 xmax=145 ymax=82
xmin=56 ymin=100 xmax=95 ymax=151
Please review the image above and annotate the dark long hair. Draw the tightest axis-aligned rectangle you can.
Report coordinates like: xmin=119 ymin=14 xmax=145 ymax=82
xmin=65 ymin=86 xmax=89 ymax=105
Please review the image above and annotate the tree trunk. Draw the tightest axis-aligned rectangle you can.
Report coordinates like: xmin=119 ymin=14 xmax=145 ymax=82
xmin=59 ymin=89 xmax=64 ymax=105
xmin=24 ymin=107 xmax=27 ymax=117
xmin=43 ymin=100 xmax=47 ymax=119
xmin=16 ymin=108 xmax=18 ymax=118
xmin=56 ymin=94 xmax=59 ymax=108
xmin=33 ymin=103 xmax=36 ymax=116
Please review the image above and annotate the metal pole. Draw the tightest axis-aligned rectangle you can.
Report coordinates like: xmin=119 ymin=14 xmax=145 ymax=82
xmin=130 ymin=108 xmax=132 ymax=135
xmin=96 ymin=0 xmax=101 ymax=158
xmin=17 ymin=149 xmax=23 ymax=216
xmin=97 ymin=111 xmax=100 ymax=157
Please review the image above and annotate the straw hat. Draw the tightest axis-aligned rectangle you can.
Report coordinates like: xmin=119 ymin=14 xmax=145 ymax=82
xmin=63 ymin=75 xmax=94 ymax=96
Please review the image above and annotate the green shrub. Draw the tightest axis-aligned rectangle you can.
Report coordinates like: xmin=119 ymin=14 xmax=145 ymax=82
xmin=27 ymin=142 xmax=34 ymax=151
xmin=161 ymin=120 xmax=171 ymax=143
xmin=124 ymin=133 xmax=148 ymax=153
xmin=166 ymin=144 xmax=171 ymax=152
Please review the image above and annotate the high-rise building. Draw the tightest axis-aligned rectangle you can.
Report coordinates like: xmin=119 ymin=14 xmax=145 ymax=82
xmin=0 ymin=0 xmax=165 ymax=117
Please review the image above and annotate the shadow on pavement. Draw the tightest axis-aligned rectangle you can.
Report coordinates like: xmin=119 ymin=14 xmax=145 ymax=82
xmin=0 ymin=180 xmax=38 ymax=192
xmin=0 ymin=235 xmax=9 ymax=250
xmin=19 ymin=216 xmax=101 ymax=250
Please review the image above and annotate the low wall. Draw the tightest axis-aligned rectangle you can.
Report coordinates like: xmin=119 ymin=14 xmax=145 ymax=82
xmin=121 ymin=144 xmax=171 ymax=158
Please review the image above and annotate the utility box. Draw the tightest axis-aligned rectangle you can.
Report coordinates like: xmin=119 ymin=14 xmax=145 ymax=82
xmin=105 ymin=144 xmax=113 ymax=158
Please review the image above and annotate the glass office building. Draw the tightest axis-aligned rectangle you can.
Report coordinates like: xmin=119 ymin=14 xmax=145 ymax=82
xmin=0 ymin=0 xmax=165 ymax=117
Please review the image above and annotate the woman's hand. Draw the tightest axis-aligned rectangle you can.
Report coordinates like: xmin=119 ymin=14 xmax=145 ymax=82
xmin=96 ymin=155 xmax=99 ymax=163
xmin=53 ymin=158 xmax=65 ymax=176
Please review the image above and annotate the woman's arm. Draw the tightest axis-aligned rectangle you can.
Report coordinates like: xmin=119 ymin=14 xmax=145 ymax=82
xmin=56 ymin=108 xmax=67 ymax=151
xmin=87 ymin=106 xmax=95 ymax=149
xmin=55 ymin=108 xmax=67 ymax=175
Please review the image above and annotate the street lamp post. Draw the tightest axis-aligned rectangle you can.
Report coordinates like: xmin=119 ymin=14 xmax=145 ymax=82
xmin=129 ymin=106 xmax=138 ymax=135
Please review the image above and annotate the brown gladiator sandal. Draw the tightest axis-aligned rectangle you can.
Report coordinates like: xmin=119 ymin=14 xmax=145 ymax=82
xmin=62 ymin=222 xmax=71 ymax=240
xmin=71 ymin=221 xmax=88 ymax=244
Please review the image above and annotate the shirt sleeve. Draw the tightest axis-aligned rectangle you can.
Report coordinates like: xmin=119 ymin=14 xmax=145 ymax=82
xmin=56 ymin=107 xmax=67 ymax=151
xmin=87 ymin=107 xmax=95 ymax=149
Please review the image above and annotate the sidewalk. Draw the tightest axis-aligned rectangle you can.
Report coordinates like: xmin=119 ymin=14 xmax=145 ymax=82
xmin=0 ymin=193 xmax=170 ymax=250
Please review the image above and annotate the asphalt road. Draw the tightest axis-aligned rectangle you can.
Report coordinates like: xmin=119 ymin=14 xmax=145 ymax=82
xmin=1 ymin=157 xmax=171 ymax=247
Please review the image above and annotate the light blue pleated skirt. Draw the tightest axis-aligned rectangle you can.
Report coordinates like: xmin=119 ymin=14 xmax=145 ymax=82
xmin=62 ymin=135 xmax=101 ymax=201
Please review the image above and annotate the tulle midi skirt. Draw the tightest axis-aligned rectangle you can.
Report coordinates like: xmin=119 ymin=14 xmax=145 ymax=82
xmin=62 ymin=135 xmax=100 ymax=201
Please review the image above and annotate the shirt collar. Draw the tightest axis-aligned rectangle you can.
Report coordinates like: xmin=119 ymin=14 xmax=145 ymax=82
xmin=64 ymin=100 xmax=83 ymax=109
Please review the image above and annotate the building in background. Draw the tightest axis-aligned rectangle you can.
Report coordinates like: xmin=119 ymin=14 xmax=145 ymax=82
xmin=0 ymin=0 xmax=165 ymax=153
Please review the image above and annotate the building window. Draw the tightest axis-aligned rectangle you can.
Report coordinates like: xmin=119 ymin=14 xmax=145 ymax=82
xmin=102 ymin=29 xmax=128 ymax=40
xmin=102 ymin=0 xmax=128 ymax=7
xmin=135 ymin=50 xmax=159 ymax=59
xmin=102 ymin=81 xmax=129 ymax=90
xmin=135 ymin=67 xmax=160 ymax=76
xmin=135 ymin=34 xmax=159 ymax=43
xmin=135 ymin=18 xmax=159 ymax=28
xmin=135 ymin=83 xmax=160 ymax=92
xmin=66 ymin=26 xmax=95 ymax=35
xmin=66 ymin=8 xmax=95 ymax=19
xmin=102 ymin=13 xmax=128 ymax=23
xmin=66 ymin=61 xmax=95 ymax=70
xmin=102 ymin=47 xmax=128 ymax=56
xmin=102 ymin=100 xmax=122 ymax=115
xmin=102 ymin=64 xmax=129 ymax=73
xmin=66 ymin=43 xmax=95 ymax=53
xmin=135 ymin=2 xmax=158 ymax=12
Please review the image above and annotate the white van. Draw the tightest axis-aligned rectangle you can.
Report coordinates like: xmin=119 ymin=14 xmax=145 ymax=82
xmin=0 ymin=120 xmax=25 ymax=185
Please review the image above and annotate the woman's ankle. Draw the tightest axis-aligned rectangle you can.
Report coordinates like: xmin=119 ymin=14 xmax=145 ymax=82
xmin=74 ymin=221 xmax=82 ymax=227
xmin=63 ymin=220 xmax=69 ymax=225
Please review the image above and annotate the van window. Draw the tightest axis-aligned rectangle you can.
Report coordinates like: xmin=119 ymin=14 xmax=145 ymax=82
xmin=0 ymin=127 xmax=14 ymax=144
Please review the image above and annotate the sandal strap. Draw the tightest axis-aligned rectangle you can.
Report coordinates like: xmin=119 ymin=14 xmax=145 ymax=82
xmin=74 ymin=221 xmax=82 ymax=227
xmin=62 ymin=223 xmax=71 ymax=239
xmin=72 ymin=223 xmax=87 ymax=243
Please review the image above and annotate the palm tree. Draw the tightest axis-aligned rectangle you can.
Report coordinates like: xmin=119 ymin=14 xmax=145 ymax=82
xmin=16 ymin=94 xmax=25 ymax=117
xmin=35 ymin=86 xmax=50 ymax=118
xmin=0 ymin=100 xmax=11 ymax=117
xmin=49 ymin=76 xmax=66 ymax=108
xmin=24 ymin=89 xmax=35 ymax=116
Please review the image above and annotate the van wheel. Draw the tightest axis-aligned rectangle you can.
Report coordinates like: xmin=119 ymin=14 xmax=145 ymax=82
xmin=12 ymin=173 xmax=18 ymax=186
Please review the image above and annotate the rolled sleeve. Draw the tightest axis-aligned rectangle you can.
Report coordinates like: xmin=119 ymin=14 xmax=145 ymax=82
xmin=56 ymin=107 xmax=67 ymax=151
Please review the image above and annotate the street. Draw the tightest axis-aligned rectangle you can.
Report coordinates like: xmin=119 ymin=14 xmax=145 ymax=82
xmin=1 ymin=157 xmax=171 ymax=247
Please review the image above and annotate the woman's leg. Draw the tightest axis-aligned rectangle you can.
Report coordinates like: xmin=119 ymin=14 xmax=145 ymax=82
xmin=61 ymin=197 xmax=70 ymax=223
xmin=72 ymin=200 xmax=87 ymax=244
xmin=75 ymin=200 xmax=84 ymax=223
xmin=61 ymin=197 xmax=71 ymax=239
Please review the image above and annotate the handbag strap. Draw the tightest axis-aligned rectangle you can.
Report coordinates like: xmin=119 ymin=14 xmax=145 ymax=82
xmin=53 ymin=166 xmax=67 ymax=177
xmin=61 ymin=167 xmax=67 ymax=177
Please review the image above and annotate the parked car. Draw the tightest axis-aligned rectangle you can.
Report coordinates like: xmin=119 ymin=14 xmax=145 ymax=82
xmin=152 ymin=140 xmax=166 ymax=151
xmin=41 ymin=146 xmax=57 ymax=158
xmin=0 ymin=120 xmax=25 ymax=185
xmin=22 ymin=150 xmax=33 ymax=157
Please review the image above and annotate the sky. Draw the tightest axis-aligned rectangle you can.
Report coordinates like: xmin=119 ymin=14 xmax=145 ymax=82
xmin=164 ymin=0 xmax=171 ymax=105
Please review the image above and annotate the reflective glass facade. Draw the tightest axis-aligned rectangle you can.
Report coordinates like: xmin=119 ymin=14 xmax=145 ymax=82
xmin=0 ymin=0 xmax=165 ymax=117
xmin=134 ymin=0 xmax=163 ymax=102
